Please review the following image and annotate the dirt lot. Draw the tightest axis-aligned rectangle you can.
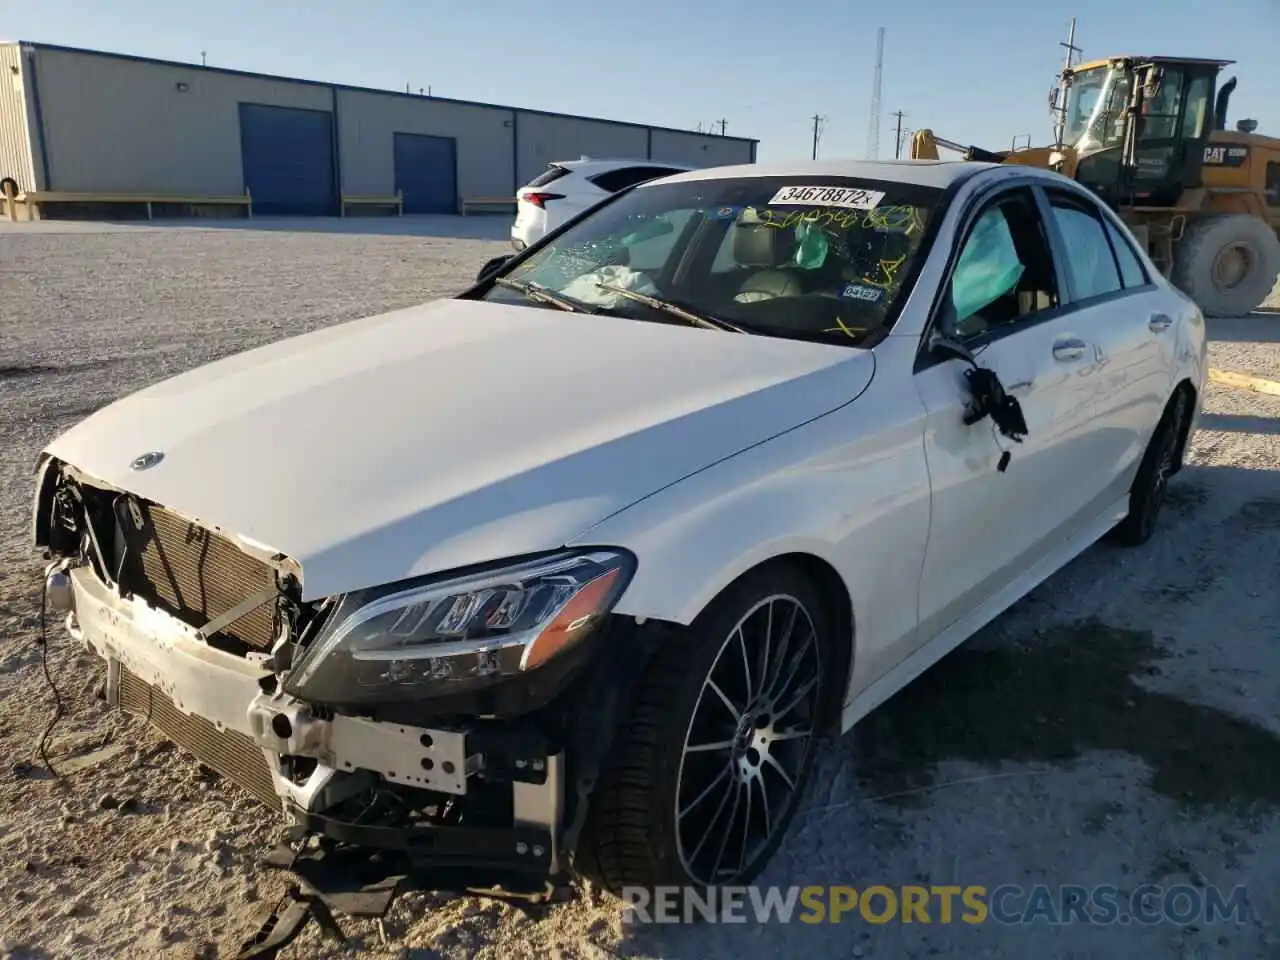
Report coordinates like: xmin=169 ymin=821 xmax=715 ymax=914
xmin=1 ymin=218 xmax=1278 ymax=960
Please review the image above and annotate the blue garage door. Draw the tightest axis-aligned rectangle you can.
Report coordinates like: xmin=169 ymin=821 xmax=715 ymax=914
xmin=239 ymin=103 xmax=336 ymax=216
xmin=394 ymin=133 xmax=458 ymax=214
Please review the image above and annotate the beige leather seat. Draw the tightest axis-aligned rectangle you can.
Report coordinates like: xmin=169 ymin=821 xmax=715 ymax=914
xmin=732 ymin=224 xmax=803 ymax=303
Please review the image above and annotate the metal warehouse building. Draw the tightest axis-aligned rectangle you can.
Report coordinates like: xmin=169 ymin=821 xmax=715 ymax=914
xmin=0 ymin=42 xmax=757 ymax=216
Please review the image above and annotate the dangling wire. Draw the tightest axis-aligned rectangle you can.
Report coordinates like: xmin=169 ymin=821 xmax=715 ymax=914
xmin=36 ymin=578 xmax=65 ymax=778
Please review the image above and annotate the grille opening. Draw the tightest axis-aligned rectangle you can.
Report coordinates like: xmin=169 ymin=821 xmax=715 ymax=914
xmin=74 ymin=483 xmax=283 ymax=653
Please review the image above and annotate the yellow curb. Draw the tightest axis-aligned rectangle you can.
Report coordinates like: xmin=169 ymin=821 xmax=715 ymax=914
xmin=1208 ymin=367 xmax=1280 ymax=398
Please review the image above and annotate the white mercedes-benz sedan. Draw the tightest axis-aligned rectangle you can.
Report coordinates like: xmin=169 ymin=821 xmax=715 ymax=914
xmin=32 ymin=159 xmax=1205 ymax=926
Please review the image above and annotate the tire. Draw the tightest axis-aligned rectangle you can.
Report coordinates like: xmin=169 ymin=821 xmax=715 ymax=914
xmin=1171 ymin=214 xmax=1280 ymax=318
xmin=580 ymin=562 xmax=830 ymax=899
xmin=1110 ymin=389 xmax=1189 ymax=546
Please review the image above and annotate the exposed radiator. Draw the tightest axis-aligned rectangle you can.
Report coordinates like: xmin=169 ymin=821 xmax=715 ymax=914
xmin=120 ymin=501 xmax=279 ymax=651
xmin=118 ymin=666 xmax=280 ymax=810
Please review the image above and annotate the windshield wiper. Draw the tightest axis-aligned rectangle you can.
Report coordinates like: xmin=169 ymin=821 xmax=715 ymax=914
xmin=494 ymin=277 xmax=595 ymax=313
xmin=593 ymin=282 xmax=745 ymax=333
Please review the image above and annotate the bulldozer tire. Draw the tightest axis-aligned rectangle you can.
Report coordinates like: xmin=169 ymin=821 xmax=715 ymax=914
xmin=1171 ymin=214 xmax=1280 ymax=318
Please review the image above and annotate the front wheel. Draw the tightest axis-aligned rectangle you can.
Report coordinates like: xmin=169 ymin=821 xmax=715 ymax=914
xmin=580 ymin=564 xmax=829 ymax=896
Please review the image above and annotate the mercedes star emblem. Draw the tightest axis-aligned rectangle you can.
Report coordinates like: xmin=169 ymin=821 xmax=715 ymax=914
xmin=129 ymin=451 xmax=165 ymax=471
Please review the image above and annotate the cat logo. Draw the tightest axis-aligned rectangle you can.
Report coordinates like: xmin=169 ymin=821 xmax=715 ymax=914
xmin=1203 ymin=145 xmax=1249 ymax=167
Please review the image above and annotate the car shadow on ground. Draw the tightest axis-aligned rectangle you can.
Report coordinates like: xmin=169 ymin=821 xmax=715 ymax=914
xmin=610 ymin=465 xmax=1280 ymax=959
xmin=1198 ymin=412 xmax=1280 ymax=435
xmin=1207 ymin=313 xmax=1280 ymax=344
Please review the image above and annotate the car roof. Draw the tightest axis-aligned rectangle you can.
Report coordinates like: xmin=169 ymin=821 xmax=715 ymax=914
xmin=655 ymin=158 xmax=1005 ymax=190
xmin=550 ymin=158 xmax=697 ymax=175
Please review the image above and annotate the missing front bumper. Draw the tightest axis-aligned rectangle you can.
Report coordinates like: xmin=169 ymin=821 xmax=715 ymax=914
xmin=64 ymin=564 xmax=571 ymax=882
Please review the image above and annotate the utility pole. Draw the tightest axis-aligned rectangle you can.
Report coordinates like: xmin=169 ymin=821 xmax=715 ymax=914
xmin=866 ymin=27 xmax=885 ymax=159
xmin=200 ymin=50 xmax=207 ymax=67
xmin=1059 ymin=17 xmax=1082 ymax=70
xmin=810 ymin=114 xmax=826 ymax=159
xmin=716 ymin=118 xmax=727 ymax=136
xmin=891 ymin=110 xmax=907 ymax=158
xmin=1055 ymin=18 xmax=1082 ymax=146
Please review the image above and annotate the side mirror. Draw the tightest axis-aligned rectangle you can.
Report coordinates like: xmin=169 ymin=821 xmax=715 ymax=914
xmin=476 ymin=255 xmax=512 ymax=283
xmin=927 ymin=330 xmax=978 ymax=368
xmin=1048 ymin=86 xmax=1060 ymax=113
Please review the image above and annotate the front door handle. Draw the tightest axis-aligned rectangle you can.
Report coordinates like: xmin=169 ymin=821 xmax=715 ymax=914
xmin=1149 ymin=313 xmax=1173 ymax=333
xmin=1052 ymin=338 xmax=1088 ymax=362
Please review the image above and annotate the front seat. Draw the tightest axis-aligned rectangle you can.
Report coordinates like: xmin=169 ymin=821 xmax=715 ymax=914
xmin=732 ymin=224 xmax=802 ymax=303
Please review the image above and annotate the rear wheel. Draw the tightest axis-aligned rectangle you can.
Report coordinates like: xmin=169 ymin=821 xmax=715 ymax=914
xmin=580 ymin=563 xmax=829 ymax=897
xmin=1171 ymin=214 xmax=1280 ymax=317
xmin=1110 ymin=389 xmax=1189 ymax=546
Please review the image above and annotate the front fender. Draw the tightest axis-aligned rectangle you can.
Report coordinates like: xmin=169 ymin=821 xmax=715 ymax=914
xmin=570 ymin=369 xmax=932 ymax=707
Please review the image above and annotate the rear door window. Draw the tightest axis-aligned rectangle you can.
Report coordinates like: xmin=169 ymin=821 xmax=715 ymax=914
xmin=1045 ymin=193 xmax=1124 ymax=301
xmin=1103 ymin=219 xmax=1150 ymax=288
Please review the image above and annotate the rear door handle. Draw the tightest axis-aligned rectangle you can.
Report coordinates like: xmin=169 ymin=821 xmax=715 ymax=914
xmin=1052 ymin=338 xmax=1088 ymax=362
xmin=1149 ymin=313 xmax=1173 ymax=333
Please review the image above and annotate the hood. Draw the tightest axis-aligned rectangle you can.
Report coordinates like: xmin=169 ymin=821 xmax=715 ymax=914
xmin=45 ymin=298 xmax=874 ymax=599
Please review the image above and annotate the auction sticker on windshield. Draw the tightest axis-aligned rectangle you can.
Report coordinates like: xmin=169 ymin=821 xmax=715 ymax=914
xmin=769 ymin=185 xmax=885 ymax=210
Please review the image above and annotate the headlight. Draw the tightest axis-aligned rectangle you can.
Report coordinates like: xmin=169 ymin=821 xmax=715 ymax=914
xmin=282 ymin=549 xmax=634 ymax=706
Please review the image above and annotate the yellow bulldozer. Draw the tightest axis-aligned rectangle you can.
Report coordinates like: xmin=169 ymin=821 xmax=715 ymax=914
xmin=911 ymin=54 xmax=1280 ymax=316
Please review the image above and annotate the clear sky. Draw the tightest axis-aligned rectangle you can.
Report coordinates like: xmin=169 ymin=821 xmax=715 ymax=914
xmin=6 ymin=0 xmax=1278 ymax=162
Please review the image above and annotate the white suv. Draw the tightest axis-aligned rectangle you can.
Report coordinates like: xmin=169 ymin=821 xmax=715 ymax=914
xmin=511 ymin=158 xmax=693 ymax=250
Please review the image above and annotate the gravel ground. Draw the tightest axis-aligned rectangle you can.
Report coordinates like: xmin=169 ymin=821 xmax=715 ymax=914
xmin=0 ymin=218 xmax=1278 ymax=960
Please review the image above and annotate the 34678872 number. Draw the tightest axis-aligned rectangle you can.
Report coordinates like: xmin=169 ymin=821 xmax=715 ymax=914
xmin=768 ymin=185 xmax=886 ymax=210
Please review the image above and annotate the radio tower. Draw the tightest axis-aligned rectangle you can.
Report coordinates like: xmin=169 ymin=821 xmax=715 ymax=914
xmin=866 ymin=27 xmax=885 ymax=159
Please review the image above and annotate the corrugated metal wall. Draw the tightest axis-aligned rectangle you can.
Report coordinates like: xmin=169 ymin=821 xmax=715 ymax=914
xmin=650 ymin=129 xmax=756 ymax=168
xmin=34 ymin=47 xmax=330 ymax=194
xmin=339 ymin=89 xmax=511 ymax=201
xmin=0 ymin=44 xmax=36 ymax=191
xmin=514 ymin=114 xmax=649 ymax=187
xmin=20 ymin=44 xmax=758 ymax=209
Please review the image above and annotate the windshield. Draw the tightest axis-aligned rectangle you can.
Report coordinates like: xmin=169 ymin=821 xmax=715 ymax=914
xmin=481 ymin=176 xmax=943 ymax=347
xmin=1064 ymin=66 xmax=1132 ymax=151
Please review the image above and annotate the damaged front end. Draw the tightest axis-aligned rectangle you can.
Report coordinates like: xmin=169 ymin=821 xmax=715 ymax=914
xmin=33 ymin=456 xmax=651 ymax=953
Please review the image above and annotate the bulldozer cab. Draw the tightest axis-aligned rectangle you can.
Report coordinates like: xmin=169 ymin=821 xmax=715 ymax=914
xmin=1061 ymin=56 xmax=1228 ymax=208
